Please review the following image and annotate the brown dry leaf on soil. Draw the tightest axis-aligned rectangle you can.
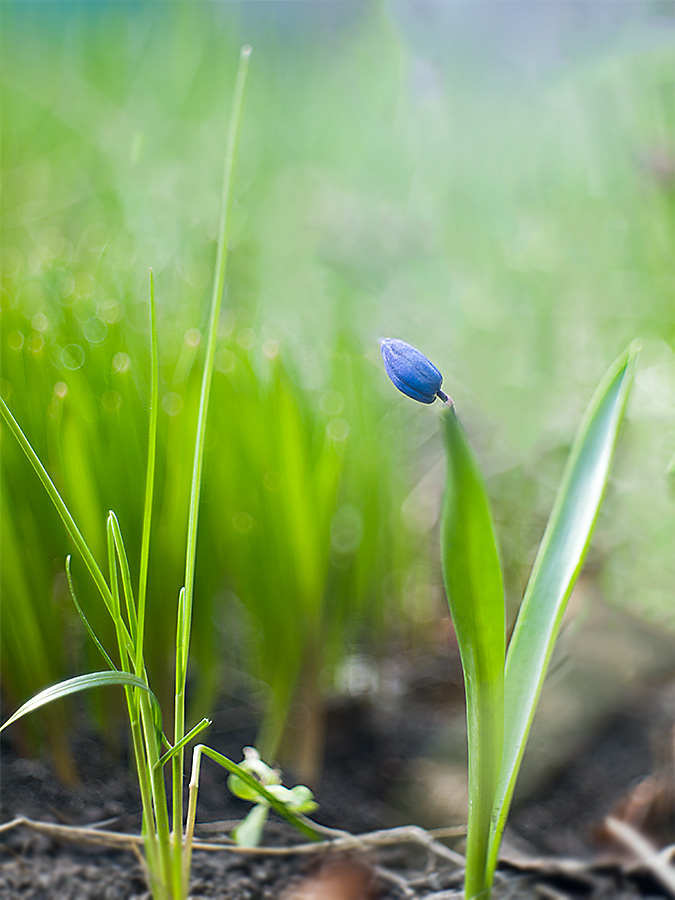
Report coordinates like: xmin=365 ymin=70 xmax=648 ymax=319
xmin=281 ymin=856 xmax=380 ymax=900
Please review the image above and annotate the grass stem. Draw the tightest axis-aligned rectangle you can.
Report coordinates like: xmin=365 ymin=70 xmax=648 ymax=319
xmin=172 ymin=44 xmax=252 ymax=886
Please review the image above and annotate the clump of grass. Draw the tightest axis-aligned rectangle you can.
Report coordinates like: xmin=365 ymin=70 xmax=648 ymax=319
xmin=0 ymin=46 xmax=321 ymax=900
xmin=381 ymin=337 xmax=637 ymax=899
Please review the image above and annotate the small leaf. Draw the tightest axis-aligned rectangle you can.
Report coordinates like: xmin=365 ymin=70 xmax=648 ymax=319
xmin=227 ymin=773 xmax=263 ymax=802
xmin=231 ymin=803 xmax=270 ymax=848
xmin=286 ymin=784 xmax=318 ymax=814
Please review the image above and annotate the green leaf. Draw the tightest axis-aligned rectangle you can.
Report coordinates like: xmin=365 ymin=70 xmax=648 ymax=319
xmin=439 ymin=404 xmax=505 ymax=900
xmin=65 ymin=556 xmax=117 ymax=672
xmin=227 ymin=751 xmax=280 ymax=801
xmin=174 ymin=45 xmax=252 ymax=840
xmin=0 ymin=397 xmax=113 ymax=615
xmin=277 ymin=784 xmax=318 ymax=814
xmin=487 ymin=344 xmax=638 ymax=874
xmin=227 ymin=773 xmax=265 ymax=803
xmin=136 ymin=268 xmax=159 ymax=681
xmin=0 ymin=671 xmax=162 ymax=735
xmin=231 ymin=803 xmax=270 ymax=848
xmin=154 ymin=717 xmax=211 ymax=770
xmin=0 ymin=397 xmax=134 ymax=659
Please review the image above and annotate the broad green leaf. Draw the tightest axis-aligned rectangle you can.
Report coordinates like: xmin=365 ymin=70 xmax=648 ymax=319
xmin=487 ymin=345 xmax=638 ymax=874
xmin=439 ymin=404 xmax=505 ymax=900
xmin=0 ymin=671 xmax=162 ymax=735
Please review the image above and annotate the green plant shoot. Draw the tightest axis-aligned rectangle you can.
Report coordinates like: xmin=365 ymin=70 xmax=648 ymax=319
xmin=0 ymin=46 xmax=322 ymax=900
xmin=381 ymin=338 xmax=637 ymax=899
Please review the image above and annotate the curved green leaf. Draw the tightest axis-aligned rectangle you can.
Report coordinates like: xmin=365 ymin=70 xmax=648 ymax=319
xmin=65 ymin=556 xmax=117 ymax=671
xmin=0 ymin=671 xmax=162 ymax=735
xmin=487 ymin=344 xmax=638 ymax=874
xmin=439 ymin=404 xmax=505 ymax=900
xmin=0 ymin=397 xmax=113 ymax=613
xmin=0 ymin=397 xmax=134 ymax=660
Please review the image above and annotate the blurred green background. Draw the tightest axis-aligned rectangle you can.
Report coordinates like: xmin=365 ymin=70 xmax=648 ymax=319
xmin=2 ymin=0 xmax=675 ymax=787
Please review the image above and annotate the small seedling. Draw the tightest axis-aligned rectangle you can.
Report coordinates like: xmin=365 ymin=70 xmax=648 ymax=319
xmin=0 ymin=46 xmax=321 ymax=900
xmin=381 ymin=337 xmax=636 ymax=900
xmin=224 ymin=747 xmax=318 ymax=848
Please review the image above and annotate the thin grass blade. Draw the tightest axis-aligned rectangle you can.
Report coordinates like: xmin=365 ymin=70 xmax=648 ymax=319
xmin=65 ymin=556 xmax=117 ymax=671
xmin=487 ymin=345 xmax=638 ymax=875
xmin=136 ymin=269 xmax=159 ymax=680
xmin=0 ymin=671 xmax=162 ymax=734
xmin=439 ymin=404 xmax=505 ymax=900
xmin=174 ymin=44 xmax=252 ymax=839
xmin=108 ymin=510 xmax=138 ymax=643
xmin=0 ymin=397 xmax=133 ymax=653
xmin=107 ymin=514 xmax=133 ymax=673
xmin=155 ymin=717 xmax=211 ymax=770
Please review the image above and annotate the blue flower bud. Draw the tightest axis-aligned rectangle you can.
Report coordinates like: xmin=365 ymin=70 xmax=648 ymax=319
xmin=380 ymin=338 xmax=448 ymax=404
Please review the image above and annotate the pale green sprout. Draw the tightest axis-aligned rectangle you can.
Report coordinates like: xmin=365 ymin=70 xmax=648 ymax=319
xmin=0 ymin=46 xmax=322 ymax=900
xmin=382 ymin=338 xmax=637 ymax=900
xmin=226 ymin=747 xmax=318 ymax=848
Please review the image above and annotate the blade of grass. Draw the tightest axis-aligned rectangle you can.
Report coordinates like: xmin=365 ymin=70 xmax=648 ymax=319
xmin=107 ymin=514 xmax=133 ymax=673
xmin=182 ymin=43 xmax=252 ymax=633
xmin=439 ymin=403 xmax=505 ymax=900
xmin=173 ymin=44 xmax=252 ymax=841
xmin=0 ymin=397 xmax=133 ymax=655
xmin=486 ymin=344 xmax=638 ymax=878
xmin=65 ymin=556 xmax=117 ymax=672
xmin=136 ymin=269 xmax=159 ymax=681
xmin=108 ymin=510 xmax=139 ymax=646
xmin=0 ymin=671 xmax=162 ymax=733
xmin=104 ymin=506 xmax=174 ymax=895
xmin=154 ymin=718 xmax=211 ymax=770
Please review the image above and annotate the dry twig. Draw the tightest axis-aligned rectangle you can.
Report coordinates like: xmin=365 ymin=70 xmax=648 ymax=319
xmin=603 ymin=815 xmax=675 ymax=897
xmin=0 ymin=816 xmax=464 ymax=866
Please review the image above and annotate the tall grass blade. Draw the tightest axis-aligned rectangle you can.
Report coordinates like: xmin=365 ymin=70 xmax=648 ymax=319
xmin=182 ymin=44 xmax=252 ymax=638
xmin=174 ymin=42 xmax=252 ymax=845
xmin=439 ymin=404 xmax=505 ymax=900
xmin=486 ymin=344 xmax=638 ymax=876
xmin=108 ymin=510 xmax=139 ymax=644
xmin=136 ymin=269 xmax=159 ymax=680
xmin=0 ymin=398 xmax=135 ymax=662
xmin=0 ymin=397 xmax=114 ymax=614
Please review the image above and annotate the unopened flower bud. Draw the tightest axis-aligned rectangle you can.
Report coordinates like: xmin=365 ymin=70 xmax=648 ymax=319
xmin=380 ymin=338 xmax=448 ymax=404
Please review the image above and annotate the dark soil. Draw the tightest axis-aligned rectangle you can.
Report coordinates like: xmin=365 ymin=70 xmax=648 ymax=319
xmin=2 ymin=660 xmax=675 ymax=899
